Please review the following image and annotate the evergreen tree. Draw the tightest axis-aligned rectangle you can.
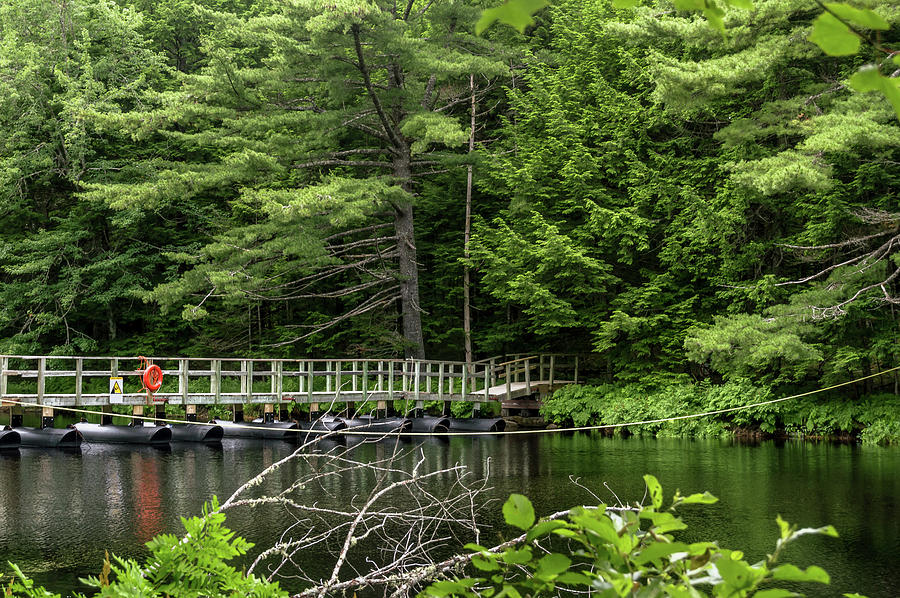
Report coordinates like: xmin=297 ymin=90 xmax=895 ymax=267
xmin=85 ymin=0 xmax=514 ymax=358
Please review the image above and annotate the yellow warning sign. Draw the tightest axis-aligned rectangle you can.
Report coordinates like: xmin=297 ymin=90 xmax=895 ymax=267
xmin=109 ymin=377 xmax=124 ymax=404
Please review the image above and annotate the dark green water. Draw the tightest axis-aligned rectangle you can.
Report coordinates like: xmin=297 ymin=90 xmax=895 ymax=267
xmin=1 ymin=434 xmax=898 ymax=597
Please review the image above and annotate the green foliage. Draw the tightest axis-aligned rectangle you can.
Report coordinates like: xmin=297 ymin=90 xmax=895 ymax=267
xmin=684 ymin=314 xmax=822 ymax=383
xmin=542 ymin=381 xmax=900 ymax=444
xmin=541 ymin=380 xmax=778 ymax=436
xmin=2 ymin=499 xmax=286 ymax=598
xmin=423 ymin=479 xmax=845 ymax=598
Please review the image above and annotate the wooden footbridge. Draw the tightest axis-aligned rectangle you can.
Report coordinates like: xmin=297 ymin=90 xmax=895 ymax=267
xmin=0 ymin=354 xmax=579 ymax=422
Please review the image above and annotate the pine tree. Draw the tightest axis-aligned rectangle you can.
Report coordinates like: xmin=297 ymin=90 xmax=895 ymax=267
xmin=85 ymin=0 xmax=513 ymax=358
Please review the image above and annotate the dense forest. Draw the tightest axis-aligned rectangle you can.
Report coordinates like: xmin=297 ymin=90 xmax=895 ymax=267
xmin=2 ymin=0 xmax=900 ymax=439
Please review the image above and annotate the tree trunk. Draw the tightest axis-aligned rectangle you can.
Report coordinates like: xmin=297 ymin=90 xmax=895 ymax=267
xmin=463 ymin=74 xmax=475 ymax=365
xmin=394 ymin=150 xmax=426 ymax=358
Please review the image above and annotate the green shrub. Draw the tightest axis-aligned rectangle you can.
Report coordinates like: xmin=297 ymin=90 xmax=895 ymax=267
xmin=424 ymin=475 xmax=851 ymax=598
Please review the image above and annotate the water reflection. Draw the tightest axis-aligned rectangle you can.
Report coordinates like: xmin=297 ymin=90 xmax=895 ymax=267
xmin=0 ymin=435 xmax=898 ymax=597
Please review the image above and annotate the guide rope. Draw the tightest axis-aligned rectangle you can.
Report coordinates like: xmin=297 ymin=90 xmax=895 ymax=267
xmin=3 ymin=365 xmax=898 ymax=438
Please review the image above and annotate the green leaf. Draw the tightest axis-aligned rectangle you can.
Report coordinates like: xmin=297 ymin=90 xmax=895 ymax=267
xmin=672 ymin=0 xmax=705 ymax=10
xmin=771 ymin=564 xmax=831 ymax=584
xmin=611 ymin=0 xmax=639 ymax=7
xmin=754 ymin=590 xmax=800 ymax=598
xmin=499 ymin=585 xmax=522 ymax=598
xmin=476 ymin=0 xmax=549 ymax=34
xmin=644 ymin=474 xmax=663 ymax=509
xmin=716 ymin=556 xmax=758 ymax=590
xmin=503 ymin=494 xmax=536 ymax=530
xmin=847 ymin=65 xmax=900 ymax=119
xmin=633 ymin=541 xmax=690 ymax=566
xmin=727 ymin=0 xmax=754 ymax=9
xmin=825 ymin=3 xmax=889 ymax=30
xmin=555 ymin=572 xmax=591 ymax=585
xmin=703 ymin=3 xmax=727 ymax=33
xmin=526 ymin=520 xmax=567 ymax=541
xmin=808 ymin=12 xmax=860 ymax=56
xmin=535 ymin=553 xmax=571 ymax=579
xmin=648 ymin=511 xmax=688 ymax=534
xmin=776 ymin=515 xmax=792 ymax=540
xmin=679 ymin=491 xmax=718 ymax=505
xmin=472 ymin=555 xmax=500 ymax=571
xmin=501 ymin=548 xmax=533 ymax=565
xmin=426 ymin=579 xmax=479 ymax=597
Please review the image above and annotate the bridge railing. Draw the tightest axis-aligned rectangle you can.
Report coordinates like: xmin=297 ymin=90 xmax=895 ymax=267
xmin=475 ymin=353 xmax=579 ymax=394
xmin=0 ymin=355 xmax=506 ymax=407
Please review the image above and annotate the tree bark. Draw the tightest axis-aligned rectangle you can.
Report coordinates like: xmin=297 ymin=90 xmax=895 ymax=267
xmin=463 ymin=74 xmax=475 ymax=365
xmin=394 ymin=150 xmax=426 ymax=358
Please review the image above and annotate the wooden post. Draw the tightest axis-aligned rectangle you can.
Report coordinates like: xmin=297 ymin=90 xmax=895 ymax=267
xmin=484 ymin=365 xmax=489 ymax=402
xmin=186 ymin=404 xmax=197 ymax=422
xmin=37 ymin=357 xmax=46 ymax=405
xmin=525 ymin=357 xmax=532 ymax=394
xmin=299 ymin=361 xmax=305 ymax=395
xmin=490 ymin=358 xmax=497 ymax=387
xmin=132 ymin=405 xmax=144 ymax=426
xmin=352 ymin=361 xmax=358 ymax=393
xmin=41 ymin=406 xmax=54 ymax=429
xmin=549 ymin=354 xmax=555 ymax=387
xmin=438 ymin=362 xmax=444 ymax=399
xmin=362 ymin=361 xmax=369 ymax=399
xmin=426 ymin=363 xmax=432 ymax=394
xmin=309 ymin=402 xmax=319 ymax=421
xmin=461 ymin=363 xmax=467 ymax=399
xmin=307 ymin=362 xmax=314 ymax=405
xmin=212 ymin=359 xmax=222 ymax=404
xmin=245 ymin=360 xmax=254 ymax=403
xmin=449 ymin=364 xmax=455 ymax=396
xmin=155 ymin=403 xmax=166 ymax=424
xmin=0 ymin=356 xmax=7 ymax=409
xmin=264 ymin=403 xmax=275 ymax=424
xmin=179 ymin=358 xmax=189 ymax=405
xmin=335 ymin=361 xmax=342 ymax=400
xmin=326 ymin=361 xmax=332 ymax=394
xmin=10 ymin=404 xmax=23 ymax=428
xmin=388 ymin=361 xmax=394 ymax=403
xmin=271 ymin=360 xmax=282 ymax=402
xmin=505 ymin=363 xmax=512 ymax=401
xmin=414 ymin=361 xmax=421 ymax=402
xmin=75 ymin=358 xmax=83 ymax=407
xmin=574 ymin=355 xmax=579 ymax=385
xmin=539 ymin=355 xmax=545 ymax=382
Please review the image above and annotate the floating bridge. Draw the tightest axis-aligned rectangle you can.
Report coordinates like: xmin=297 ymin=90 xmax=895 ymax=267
xmin=0 ymin=354 xmax=579 ymax=422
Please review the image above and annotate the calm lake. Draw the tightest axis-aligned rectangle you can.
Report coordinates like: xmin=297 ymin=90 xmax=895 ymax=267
xmin=1 ymin=433 xmax=898 ymax=597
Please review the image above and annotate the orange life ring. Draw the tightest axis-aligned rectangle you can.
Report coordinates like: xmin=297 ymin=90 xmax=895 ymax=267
xmin=142 ymin=364 xmax=163 ymax=392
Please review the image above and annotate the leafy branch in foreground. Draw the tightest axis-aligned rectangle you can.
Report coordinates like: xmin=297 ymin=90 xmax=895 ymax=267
xmin=423 ymin=474 xmax=854 ymax=598
xmin=1 ymin=472 xmax=857 ymax=598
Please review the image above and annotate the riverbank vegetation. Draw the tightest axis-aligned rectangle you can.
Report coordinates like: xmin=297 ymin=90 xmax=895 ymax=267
xmin=2 ymin=0 xmax=900 ymax=439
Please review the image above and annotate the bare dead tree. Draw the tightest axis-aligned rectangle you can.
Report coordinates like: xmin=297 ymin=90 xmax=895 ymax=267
xmin=214 ymin=424 xmax=491 ymax=598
